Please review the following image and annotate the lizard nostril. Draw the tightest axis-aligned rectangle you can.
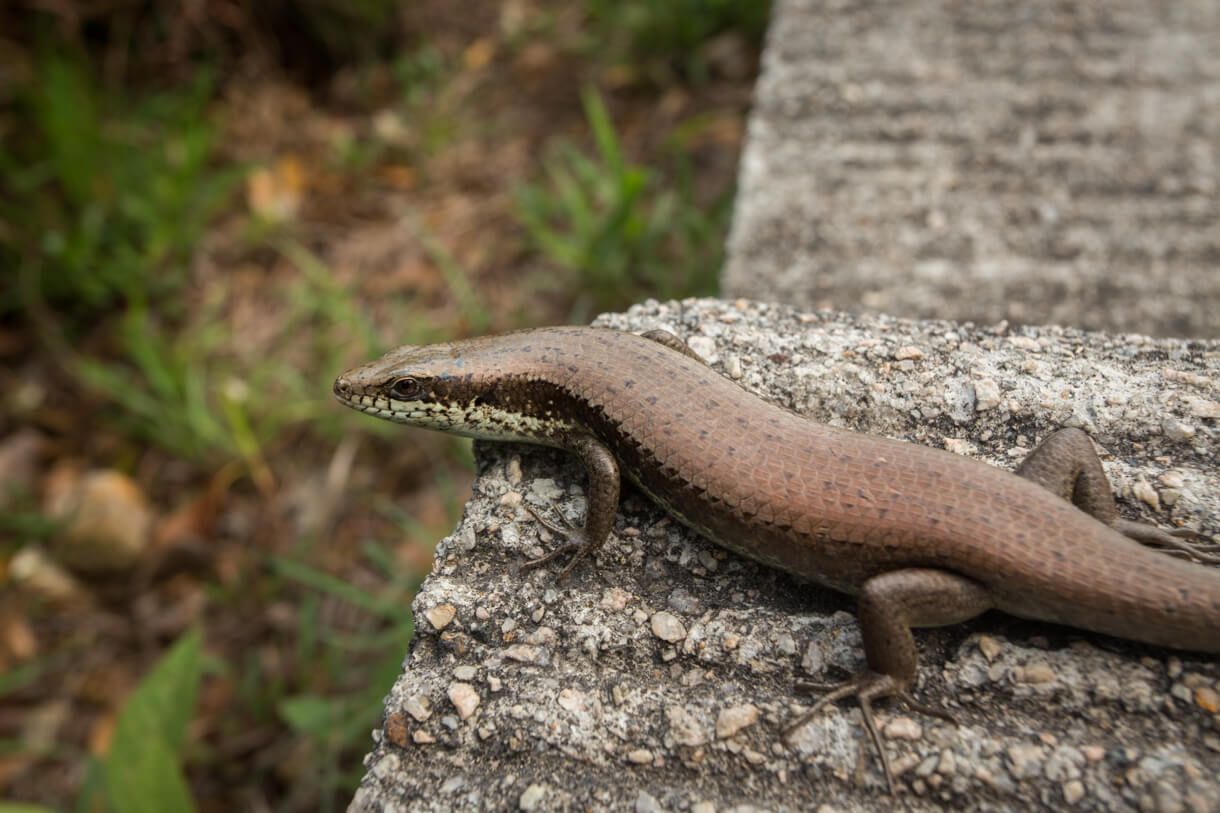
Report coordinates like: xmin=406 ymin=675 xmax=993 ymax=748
xmin=334 ymin=377 xmax=353 ymax=397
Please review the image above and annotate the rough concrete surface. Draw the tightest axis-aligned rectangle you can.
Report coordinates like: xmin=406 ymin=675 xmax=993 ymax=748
xmin=724 ymin=0 xmax=1220 ymax=338
xmin=349 ymin=299 xmax=1220 ymax=812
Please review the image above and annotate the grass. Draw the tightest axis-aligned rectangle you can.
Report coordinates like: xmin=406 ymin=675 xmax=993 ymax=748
xmin=581 ymin=0 xmax=771 ymax=81
xmin=514 ymin=88 xmax=730 ymax=321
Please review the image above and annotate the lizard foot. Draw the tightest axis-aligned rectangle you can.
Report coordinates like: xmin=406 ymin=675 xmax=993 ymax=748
xmin=1113 ymin=520 xmax=1220 ymax=565
xmin=784 ymin=671 xmax=956 ymax=794
xmin=518 ymin=504 xmax=594 ymax=582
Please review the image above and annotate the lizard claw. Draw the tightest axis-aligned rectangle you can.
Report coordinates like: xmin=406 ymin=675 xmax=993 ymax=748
xmin=784 ymin=671 xmax=956 ymax=794
xmin=518 ymin=504 xmax=594 ymax=582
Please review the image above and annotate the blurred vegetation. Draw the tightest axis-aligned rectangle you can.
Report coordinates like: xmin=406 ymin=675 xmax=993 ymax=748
xmin=515 ymin=88 xmax=729 ymax=322
xmin=0 ymin=0 xmax=767 ymax=809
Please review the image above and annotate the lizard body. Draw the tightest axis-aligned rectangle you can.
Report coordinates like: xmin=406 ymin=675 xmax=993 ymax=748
xmin=334 ymin=326 xmax=1220 ymax=791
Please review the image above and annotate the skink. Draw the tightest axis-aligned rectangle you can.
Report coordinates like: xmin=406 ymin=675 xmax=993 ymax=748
xmin=334 ymin=326 xmax=1220 ymax=792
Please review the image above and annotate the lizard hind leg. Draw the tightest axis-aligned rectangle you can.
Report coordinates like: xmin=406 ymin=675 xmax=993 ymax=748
xmin=1017 ymin=428 xmax=1220 ymax=563
xmin=784 ymin=569 xmax=992 ymax=794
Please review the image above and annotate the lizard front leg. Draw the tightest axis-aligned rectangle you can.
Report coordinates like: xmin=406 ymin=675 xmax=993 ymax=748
xmin=786 ymin=568 xmax=993 ymax=793
xmin=519 ymin=434 xmax=621 ymax=582
xmin=1017 ymin=428 xmax=1218 ymax=563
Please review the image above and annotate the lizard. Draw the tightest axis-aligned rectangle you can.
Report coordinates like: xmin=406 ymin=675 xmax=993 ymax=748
xmin=333 ymin=325 xmax=1220 ymax=793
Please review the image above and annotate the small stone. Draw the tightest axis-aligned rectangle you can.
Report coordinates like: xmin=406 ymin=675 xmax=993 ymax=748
xmin=1160 ymin=419 xmax=1195 ymax=442
xmin=893 ymin=345 xmax=925 ymax=360
xmin=915 ymin=754 xmax=939 ymax=777
xmin=885 ymin=716 xmax=922 ymax=740
xmin=412 ymin=729 xmax=436 ymax=744
xmin=506 ymin=456 xmax=522 ymax=485
xmin=1182 ymin=395 xmax=1220 ymax=419
xmin=1007 ymin=744 xmax=1046 ymax=779
xmin=944 ymin=437 xmax=976 ymax=456
xmin=384 ymin=713 xmax=409 ymax=747
xmin=403 ymin=695 xmax=432 ymax=722
xmin=1193 ymin=687 xmax=1219 ymax=712
xmin=687 ymin=336 xmax=718 ymax=363
xmin=448 ymin=682 xmax=480 ymax=719
xmin=504 ymin=645 xmax=542 ymax=663
xmin=1063 ymin=779 xmax=1086 ymax=805
xmin=1157 ymin=471 xmax=1186 ymax=489
xmin=518 ymin=783 xmax=547 ymax=811
xmin=973 ymin=378 xmax=1002 ymax=411
xmin=454 ymin=665 xmax=477 ymax=681
xmin=500 ymin=491 xmax=523 ymax=508
xmin=600 ymin=588 xmax=631 ymax=610
xmin=650 ymin=611 xmax=686 ymax=643
xmin=667 ymin=587 xmax=700 ymax=614
xmin=45 ymin=468 xmax=150 ymax=571
xmin=977 ymin=635 xmax=1003 ymax=661
xmin=1132 ymin=478 xmax=1160 ymax=510
xmin=937 ymin=749 xmax=957 ymax=775
xmin=626 ymin=748 xmax=653 ymax=764
xmin=715 ymin=704 xmax=760 ymax=738
xmin=10 ymin=547 xmax=83 ymax=603
xmin=743 ymin=748 xmax=766 ymax=765
xmin=635 ymin=790 xmax=664 ymax=813
xmin=1081 ymin=745 xmax=1106 ymax=762
xmin=666 ymin=705 xmax=707 ymax=746
xmin=425 ymin=604 xmax=456 ymax=631
xmin=557 ymin=688 xmax=585 ymax=713
xmin=691 ymin=803 xmax=715 ymax=813
xmin=488 ymin=676 xmax=503 ymax=692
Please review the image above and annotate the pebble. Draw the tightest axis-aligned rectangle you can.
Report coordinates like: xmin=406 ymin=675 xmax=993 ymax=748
xmin=1132 ymin=478 xmax=1160 ymax=510
xmin=1006 ymin=744 xmax=1046 ymax=779
xmin=976 ymin=635 xmax=1002 ymax=661
xmin=601 ymin=588 xmax=630 ymax=610
xmin=687 ymin=336 xmax=718 ymax=363
xmin=453 ymin=665 xmax=477 ymax=681
xmin=45 ymin=468 xmax=150 ymax=571
xmin=626 ymin=748 xmax=653 ymax=764
xmin=1063 ymin=779 xmax=1085 ymax=805
xmin=448 ymin=682 xmax=480 ymax=719
xmin=893 ymin=345 xmax=925 ymax=360
xmin=518 ymin=784 xmax=547 ymax=811
xmin=503 ymin=645 xmax=544 ymax=663
xmin=10 ymin=548 xmax=82 ymax=603
xmin=667 ymin=587 xmax=700 ymax=614
xmin=403 ymin=695 xmax=431 ymax=722
xmin=885 ymin=717 xmax=922 ymax=740
xmin=715 ymin=704 xmax=760 ymax=738
xmin=1193 ymin=687 xmax=1218 ymax=712
xmin=650 ymin=611 xmax=686 ymax=643
xmin=973 ymin=378 xmax=1002 ymax=411
xmin=557 ymin=688 xmax=585 ymax=713
xmin=666 ymin=705 xmax=708 ymax=746
xmin=425 ymin=604 xmax=456 ymax=631
xmin=635 ymin=791 xmax=664 ymax=813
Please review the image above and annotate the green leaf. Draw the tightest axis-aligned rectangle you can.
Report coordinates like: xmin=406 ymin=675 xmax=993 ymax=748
xmin=279 ymin=695 xmax=342 ymax=740
xmin=104 ymin=627 xmax=203 ymax=813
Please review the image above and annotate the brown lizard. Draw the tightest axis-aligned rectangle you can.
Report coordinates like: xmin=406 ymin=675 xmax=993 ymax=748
xmin=334 ymin=326 xmax=1220 ymax=792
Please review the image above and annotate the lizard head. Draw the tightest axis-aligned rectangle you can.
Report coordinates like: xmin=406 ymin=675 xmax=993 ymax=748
xmin=333 ymin=335 xmax=575 ymax=444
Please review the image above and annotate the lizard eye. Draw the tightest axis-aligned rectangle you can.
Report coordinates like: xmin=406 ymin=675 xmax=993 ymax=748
xmin=389 ymin=377 xmax=421 ymax=399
